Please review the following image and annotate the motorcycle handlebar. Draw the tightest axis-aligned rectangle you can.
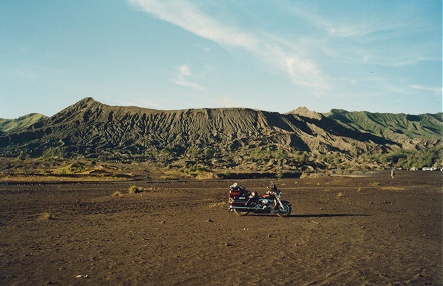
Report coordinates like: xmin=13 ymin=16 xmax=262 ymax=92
xmin=266 ymin=190 xmax=281 ymax=195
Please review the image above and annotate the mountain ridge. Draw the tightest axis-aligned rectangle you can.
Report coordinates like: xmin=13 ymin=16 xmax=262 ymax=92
xmin=0 ymin=113 xmax=47 ymax=133
xmin=1 ymin=98 xmax=441 ymax=171
xmin=325 ymin=109 xmax=442 ymax=141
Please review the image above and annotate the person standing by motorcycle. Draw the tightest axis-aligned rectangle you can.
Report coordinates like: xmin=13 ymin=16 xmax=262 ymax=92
xmin=263 ymin=183 xmax=277 ymax=198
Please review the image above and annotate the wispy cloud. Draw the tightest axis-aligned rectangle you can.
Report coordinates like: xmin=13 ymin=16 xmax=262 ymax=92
xmin=128 ymin=0 xmax=330 ymax=93
xmin=289 ymin=1 xmax=415 ymax=40
xmin=410 ymin=85 xmax=442 ymax=95
xmin=288 ymin=2 xmax=437 ymax=70
xmin=171 ymin=64 xmax=205 ymax=91
xmin=128 ymin=0 xmax=257 ymax=48
xmin=285 ymin=56 xmax=328 ymax=91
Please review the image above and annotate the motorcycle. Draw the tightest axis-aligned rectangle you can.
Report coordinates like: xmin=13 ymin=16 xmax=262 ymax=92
xmin=228 ymin=182 xmax=292 ymax=217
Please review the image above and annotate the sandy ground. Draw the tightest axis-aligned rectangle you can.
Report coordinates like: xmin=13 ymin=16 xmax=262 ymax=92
xmin=0 ymin=171 xmax=441 ymax=285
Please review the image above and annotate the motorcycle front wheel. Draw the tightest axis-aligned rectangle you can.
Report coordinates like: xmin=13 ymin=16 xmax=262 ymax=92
xmin=233 ymin=209 xmax=249 ymax=216
xmin=276 ymin=203 xmax=291 ymax=217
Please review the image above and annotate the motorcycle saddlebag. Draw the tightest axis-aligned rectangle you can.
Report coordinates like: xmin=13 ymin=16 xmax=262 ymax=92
xmin=229 ymin=184 xmax=248 ymax=198
xmin=229 ymin=183 xmax=249 ymax=207
xmin=230 ymin=197 xmax=248 ymax=207
xmin=229 ymin=189 xmax=242 ymax=197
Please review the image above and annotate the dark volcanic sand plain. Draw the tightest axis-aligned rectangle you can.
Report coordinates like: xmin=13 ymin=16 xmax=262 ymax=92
xmin=0 ymin=171 xmax=441 ymax=285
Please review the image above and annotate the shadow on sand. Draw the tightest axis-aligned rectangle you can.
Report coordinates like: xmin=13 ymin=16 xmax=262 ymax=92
xmin=248 ymin=213 xmax=369 ymax=218
xmin=292 ymin=213 xmax=370 ymax=218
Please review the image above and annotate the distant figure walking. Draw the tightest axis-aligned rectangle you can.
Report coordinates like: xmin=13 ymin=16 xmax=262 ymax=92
xmin=391 ymin=169 xmax=395 ymax=179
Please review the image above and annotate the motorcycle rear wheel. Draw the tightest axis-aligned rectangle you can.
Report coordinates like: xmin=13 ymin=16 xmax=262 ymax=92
xmin=276 ymin=204 xmax=291 ymax=217
xmin=233 ymin=209 xmax=249 ymax=216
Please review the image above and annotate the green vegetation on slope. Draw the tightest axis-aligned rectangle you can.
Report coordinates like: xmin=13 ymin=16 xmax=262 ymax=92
xmin=372 ymin=147 xmax=442 ymax=170
xmin=325 ymin=109 xmax=442 ymax=140
xmin=0 ymin=113 xmax=47 ymax=133
xmin=1 ymin=98 xmax=442 ymax=172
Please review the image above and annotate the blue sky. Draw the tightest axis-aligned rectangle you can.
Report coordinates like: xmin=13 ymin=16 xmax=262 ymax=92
xmin=1 ymin=0 xmax=441 ymax=119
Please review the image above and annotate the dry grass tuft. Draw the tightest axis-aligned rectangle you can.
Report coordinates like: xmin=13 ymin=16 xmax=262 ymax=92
xmin=144 ymin=187 xmax=160 ymax=192
xmin=337 ymin=192 xmax=344 ymax=197
xmin=382 ymin=186 xmax=407 ymax=191
xmin=0 ymin=175 xmax=124 ymax=183
xmin=112 ymin=191 xmax=123 ymax=197
xmin=38 ymin=212 xmax=54 ymax=221
xmin=195 ymin=172 xmax=219 ymax=180
xmin=208 ymin=202 xmax=226 ymax=209
xmin=128 ymin=185 xmax=142 ymax=194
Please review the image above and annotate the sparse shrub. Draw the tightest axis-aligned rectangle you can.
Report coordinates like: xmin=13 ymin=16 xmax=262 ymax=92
xmin=195 ymin=172 xmax=219 ymax=180
xmin=128 ymin=185 xmax=142 ymax=194
xmin=372 ymin=147 xmax=442 ymax=170
xmin=382 ymin=187 xmax=406 ymax=191
xmin=208 ymin=202 xmax=226 ymax=209
xmin=38 ymin=212 xmax=54 ymax=221
xmin=372 ymin=182 xmax=380 ymax=186
xmin=42 ymin=146 xmax=67 ymax=158
xmin=112 ymin=191 xmax=123 ymax=197
xmin=182 ymin=164 xmax=209 ymax=176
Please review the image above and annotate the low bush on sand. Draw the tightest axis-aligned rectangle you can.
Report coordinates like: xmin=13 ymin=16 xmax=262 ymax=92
xmin=382 ymin=186 xmax=406 ymax=191
xmin=38 ymin=212 xmax=54 ymax=221
xmin=128 ymin=185 xmax=142 ymax=194
xmin=208 ymin=202 xmax=226 ymax=209
xmin=112 ymin=191 xmax=123 ymax=197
